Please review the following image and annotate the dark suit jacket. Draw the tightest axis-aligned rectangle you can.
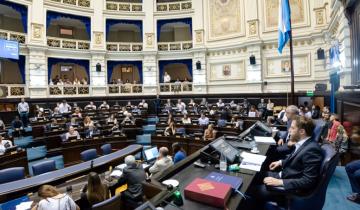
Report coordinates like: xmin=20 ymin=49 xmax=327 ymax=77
xmin=281 ymin=138 xmax=324 ymax=192
xmin=118 ymin=164 xmax=146 ymax=196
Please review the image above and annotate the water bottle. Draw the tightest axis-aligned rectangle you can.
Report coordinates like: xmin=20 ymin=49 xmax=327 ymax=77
xmin=219 ymin=152 xmax=227 ymax=171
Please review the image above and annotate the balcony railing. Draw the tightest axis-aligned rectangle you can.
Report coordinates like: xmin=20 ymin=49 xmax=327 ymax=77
xmin=108 ymin=84 xmax=143 ymax=94
xmin=49 ymin=85 xmax=90 ymax=96
xmin=0 ymin=85 xmax=26 ymax=98
xmin=49 ymin=0 xmax=91 ymax=7
xmin=47 ymin=37 xmax=90 ymax=50
xmin=159 ymin=83 xmax=193 ymax=93
xmin=157 ymin=0 xmax=192 ymax=12
xmin=106 ymin=42 xmax=143 ymax=52
xmin=0 ymin=29 xmax=26 ymax=44
xmin=158 ymin=41 xmax=193 ymax=51
xmin=106 ymin=1 xmax=142 ymax=12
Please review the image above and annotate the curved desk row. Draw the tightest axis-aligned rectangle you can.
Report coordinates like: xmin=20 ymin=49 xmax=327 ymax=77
xmin=0 ymin=144 xmax=143 ymax=203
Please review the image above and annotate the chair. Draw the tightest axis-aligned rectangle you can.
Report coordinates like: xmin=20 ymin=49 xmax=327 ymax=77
xmin=92 ymin=194 xmax=122 ymax=210
xmin=101 ymin=144 xmax=112 ymax=155
xmin=32 ymin=160 xmax=56 ymax=176
xmin=0 ymin=167 xmax=25 ymax=184
xmin=266 ymin=144 xmax=339 ymax=210
xmin=80 ymin=149 xmax=98 ymax=162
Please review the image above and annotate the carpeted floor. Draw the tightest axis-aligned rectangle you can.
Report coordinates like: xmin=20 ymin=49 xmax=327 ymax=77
xmin=324 ymin=167 xmax=360 ymax=210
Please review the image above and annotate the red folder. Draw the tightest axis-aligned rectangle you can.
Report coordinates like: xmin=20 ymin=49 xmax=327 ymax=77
xmin=184 ymin=178 xmax=232 ymax=208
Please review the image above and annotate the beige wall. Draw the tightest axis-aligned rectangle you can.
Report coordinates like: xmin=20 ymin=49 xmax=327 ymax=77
xmin=0 ymin=60 xmax=23 ymax=84
xmin=0 ymin=16 xmax=24 ymax=33
xmin=50 ymin=64 xmax=88 ymax=82
xmin=164 ymin=63 xmax=192 ymax=81
xmin=47 ymin=25 xmax=89 ymax=40
xmin=107 ymin=30 xmax=142 ymax=42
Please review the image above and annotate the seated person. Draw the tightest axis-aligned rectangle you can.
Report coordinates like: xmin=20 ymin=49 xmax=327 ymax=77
xmin=346 ymin=160 xmax=360 ymax=204
xmin=83 ymin=116 xmax=94 ymax=128
xmin=99 ymin=101 xmax=110 ymax=110
xmin=164 ymin=122 xmax=176 ymax=136
xmin=164 ymin=99 xmax=173 ymax=112
xmin=58 ymin=100 xmax=71 ymax=114
xmin=116 ymin=155 xmax=146 ymax=201
xmin=138 ymin=99 xmax=148 ymax=109
xmin=46 ymin=119 xmax=59 ymax=131
xmin=248 ymin=105 xmax=260 ymax=117
xmin=120 ymin=107 xmax=129 ymax=116
xmin=229 ymin=100 xmax=237 ymax=108
xmin=249 ymin=116 xmax=323 ymax=209
xmin=204 ymin=124 xmax=217 ymax=141
xmin=36 ymin=111 xmax=46 ymax=121
xmin=81 ymin=78 xmax=88 ymax=85
xmin=0 ymin=118 xmax=5 ymax=130
xmin=52 ymin=107 xmax=61 ymax=118
xmin=121 ymin=113 xmax=135 ymax=125
xmin=149 ymin=147 xmax=173 ymax=175
xmin=85 ymin=101 xmax=97 ymax=110
xmin=0 ymin=136 xmax=13 ymax=155
xmin=216 ymin=99 xmax=225 ymax=108
xmin=176 ymin=99 xmax=186 ymax=113
xmin=85 ymin=124 xmax=101 ymax=138
xmin=107 ymin=114 xmax=118 ymax=125
xmin=200 ymin=98 xmax=208 ymax=107
xmin=65 ymin=126 xmax=80 ymax=141
xmin=79 ymin=172 xmax=110 ymax=210
xmin=31 ymin=185 xmax=79 ymax=210
xmin=198 ymin=113 xmax=209 ymax=126
xmin=181 ymin=114 xmax=192 ymax=125
xmin=132 ymin=106 xmax=141 ymax=115
xmin=172 ymin=142 xmax=186 ymax=164
xmin=67 ymin=117 xmax=79 ymax=129
xmin=126 ymin=101 xmax=134 ymax=109
xmin=234 ymin=116 xmax=244 ymax=131
xmin=11 ymin=116 xmax=23 ymax=130
xmin=188 ymin=99 xmax=197 ymax=107
xmin=72 ymin=108 xmax=82 ymax=119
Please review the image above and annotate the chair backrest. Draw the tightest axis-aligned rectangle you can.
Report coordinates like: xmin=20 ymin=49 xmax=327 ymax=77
xmin=0 ymin=167 xmax=25 ymax=184
xmin=312 ymin=119 xmax=326 ymax=143
xmin=101 ymin=144 xmax=112 ymax=155
xmin=91 ymin=194 xmax=121 ymax=210
xmin=289 ymin=144 xmax=339 ymax=210
xmin=32 ymin=160 xmax=56 ymax=176
xmin=80 ymin=149 xmax=98 ymax=162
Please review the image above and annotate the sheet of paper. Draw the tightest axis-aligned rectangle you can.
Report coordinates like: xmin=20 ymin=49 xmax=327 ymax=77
xmin=254 ymin=136 xmax=276 ymax=145
xmin=239 ymin=152 xmax=267 ymax=171
xmin=239 ymin=162 xmax=262 ymax=172
xmin=110 ymin=170 xmax=123 ymax=177
xmin=16 ymin=201 xmax=33 ymax=210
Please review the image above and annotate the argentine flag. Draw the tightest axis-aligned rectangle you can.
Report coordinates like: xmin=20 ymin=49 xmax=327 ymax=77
xmin=278 ymin=0 xmax=291 ymax=54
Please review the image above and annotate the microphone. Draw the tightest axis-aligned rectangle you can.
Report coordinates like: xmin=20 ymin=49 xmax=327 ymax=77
xmin=90 ymin=160 xmax=94 ymax=170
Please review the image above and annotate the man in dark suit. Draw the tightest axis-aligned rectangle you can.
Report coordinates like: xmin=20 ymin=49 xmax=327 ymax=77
xmin=117 ymin=155 xmax=146 ymax=202
xmin=251 ymin=116 xmax=324 ymax=208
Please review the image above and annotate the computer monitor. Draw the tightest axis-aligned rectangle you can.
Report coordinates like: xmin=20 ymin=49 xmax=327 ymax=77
xmin=144 ymin=147 xmax=159 ymax=162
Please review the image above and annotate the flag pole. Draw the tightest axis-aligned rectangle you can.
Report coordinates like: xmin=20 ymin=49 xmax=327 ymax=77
xmin=289 ymin=16 xmax=295 ymax=105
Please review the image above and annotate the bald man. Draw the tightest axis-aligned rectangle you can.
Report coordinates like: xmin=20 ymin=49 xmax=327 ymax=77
xmin=149 ymin=147 xmax=173 ymax=175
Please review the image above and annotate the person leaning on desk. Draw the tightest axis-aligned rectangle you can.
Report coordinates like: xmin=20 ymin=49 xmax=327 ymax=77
xmin=65 ymin=126 xmax=80 ymax=141
xmin=0 ymin=135 xmax=13 ymax=155
xmin=248 ymin=116 xmax=324 ymax=209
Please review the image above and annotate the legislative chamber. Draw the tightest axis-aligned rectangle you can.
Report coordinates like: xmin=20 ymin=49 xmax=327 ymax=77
xmin=0 ymin=0 xmax=359 ymax=210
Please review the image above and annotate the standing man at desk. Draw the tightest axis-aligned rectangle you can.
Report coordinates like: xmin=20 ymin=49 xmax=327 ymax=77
xmin=18 ymin=98 xmax=29 ymax=127
xmin=250 ymin=116 xmax=323 ymax=208
xmin=149 ymin=147 xmax=173 ymax=175
xmin=0 ymin=135 xmax=13 ymax=155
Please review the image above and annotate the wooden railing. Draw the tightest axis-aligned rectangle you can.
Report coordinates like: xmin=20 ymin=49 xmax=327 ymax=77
xmin=106 ymin=1 xmax=142 ymax=12
xmin=158 ymin=41 xmax=193 ymax=51
xmin=108 ymin=84 xmax=143 ymax=94
xmin=48 ymin=85 xmax=90 ymax=96
xmin=0 ymin=29 xmax=26 ymax=44
xmin=47 ymin=37 xmax=90 ymax=50
xmin=106 ymin=42 xmax=143 ymax=52
xmin=157 ymin=0 xmax=192 ymax=12
xmin=159 ymin=83 xmax=193 ymax=93
xmin=48 ymin=0 xmax=91 ymax=7
xmin=0 ymin=85 xmax=26 ymax=98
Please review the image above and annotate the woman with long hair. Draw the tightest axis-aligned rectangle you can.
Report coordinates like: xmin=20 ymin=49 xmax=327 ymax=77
xmin=79 ymin=172 xmax=109 ymax=210
xmin=164 ymin=121 xmax=176 ymax=136
xmin=32 ymin=185 xmax=79 ymax=210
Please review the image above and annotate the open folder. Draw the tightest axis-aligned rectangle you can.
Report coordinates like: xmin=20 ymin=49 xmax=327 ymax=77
xmin=239 ymin=152 xmax=267 ymax=172
xmin=254 ymin=136 xmax=276 ymax=145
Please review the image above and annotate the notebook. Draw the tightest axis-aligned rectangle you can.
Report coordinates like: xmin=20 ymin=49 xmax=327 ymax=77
xmin=204 ymin=172 xmax=243 ymax=190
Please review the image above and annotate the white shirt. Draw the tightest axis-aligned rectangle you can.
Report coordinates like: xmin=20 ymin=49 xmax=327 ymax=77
xmin=164 ymin=75 xmax=171 ymax=83
xmin=217 ymin=102 xmax=225 ymax=107
xmin=198 ymin=117 xmax=209 ymax=126
xmin=0 ymin=140 xmax=13 ymax=155
xmin=59 ymin=103 xmax=71 ymax=113
xmin=37 ymin=194 xmax=77 ymax=210
xmin=85 ymin=104 xmax=96 ymax=110
xmin=65 ymin=131 xmax=80 ymax=140
xmin=18 ymin=102 xmax=29 ymax=113
xmin=293 ymin=137 xmax=310 ymax=154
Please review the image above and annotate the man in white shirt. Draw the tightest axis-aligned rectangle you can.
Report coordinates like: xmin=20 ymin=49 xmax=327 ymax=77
xmin=198 ymin=113 xmax=209 ymax=126
xmin=216 ymin=99 xmax=225 ymax=108
xmin=58 ymin=100 xmax=71 ymax=114
xmin=138 ymin=99 xmax=148 ymax=109
xmin=176 ymin=99 xmax=186 ymax=113
xmin=85 ymin=101 xmax=96 ymax=110
xmin=0 ymin=136 xmax=13 ymax=155
xmin=18 ymin=98 xmax=29 ymax=127
xmin=164 ymin=72 xmax=171 ymax=83
xmin=149 ymin=147 xmax=173 ymax=175
xmin=99 ymin=101 xmax=110 ymax=109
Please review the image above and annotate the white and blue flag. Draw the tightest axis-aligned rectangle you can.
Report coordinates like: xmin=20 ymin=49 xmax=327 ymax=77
xmin=278 ymin=0 xmax=291 ymax=54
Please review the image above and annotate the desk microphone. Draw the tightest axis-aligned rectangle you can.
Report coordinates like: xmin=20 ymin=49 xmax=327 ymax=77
xmin=90 ymin=160 xmax=94 ymax=170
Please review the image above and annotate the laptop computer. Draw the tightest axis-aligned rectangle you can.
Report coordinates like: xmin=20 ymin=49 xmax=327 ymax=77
xmin=144 ymin=147 xmax=159 ymax=164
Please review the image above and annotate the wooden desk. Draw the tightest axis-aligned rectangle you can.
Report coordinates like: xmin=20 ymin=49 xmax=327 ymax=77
xmin=0 ymin=144 xmax=142 ymax=203
xmin=0 ymin=150 xmax=28 ymax=175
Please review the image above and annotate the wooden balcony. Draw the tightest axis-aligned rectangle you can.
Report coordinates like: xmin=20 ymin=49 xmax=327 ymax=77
xmin=158 ymin=41 xmax=193 ymax=51
xmin=0 ymin=29 xmax=26 ymax=44
xmin=106 ymin=42 xmax=143 ymax=52
xmin=159 ymin=83 xmax=193 ymax=93
xmin=0 ymin=85 xmax=26 ymax=98
xmin=108 ymin=84 xmax=143 ymax=94
xmin=47 ymin=37 xmax=90 ymax=50
xmin=49 ymin=85 xmax=90 ymax=96
xmin=157 ymin=0 xmax=192 ymax=12
xmin=106 ymin=1 xmax=142 ymax=12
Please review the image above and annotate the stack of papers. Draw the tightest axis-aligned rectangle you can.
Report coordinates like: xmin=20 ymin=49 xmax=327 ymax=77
xmin=239 ymin=152 xmax=267 ymax=171
xmin=16 ymin=201 xmax=33 ymax=210
xmin=254 ymin=136 xmax=276 ymax=145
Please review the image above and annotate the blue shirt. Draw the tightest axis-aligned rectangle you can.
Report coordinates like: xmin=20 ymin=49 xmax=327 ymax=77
xmin=174 ymin=151 xmax=186 ymax=164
